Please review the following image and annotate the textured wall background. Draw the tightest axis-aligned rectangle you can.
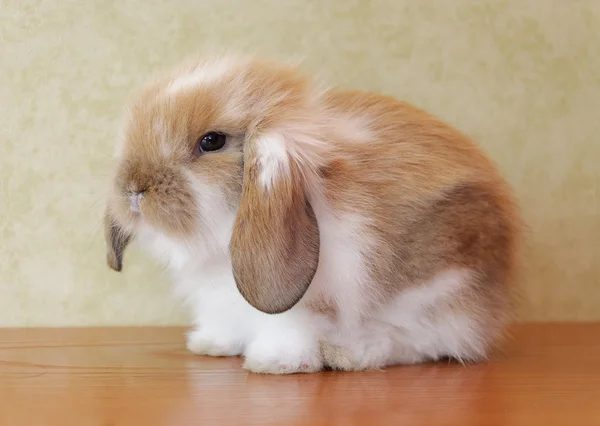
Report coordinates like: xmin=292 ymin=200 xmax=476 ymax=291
xmin=1 ymin=0 xmax=599 ymax=326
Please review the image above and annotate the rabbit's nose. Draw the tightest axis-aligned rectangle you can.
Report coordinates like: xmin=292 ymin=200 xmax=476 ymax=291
xmin=129 ymin=192 xmax=144 ymax=213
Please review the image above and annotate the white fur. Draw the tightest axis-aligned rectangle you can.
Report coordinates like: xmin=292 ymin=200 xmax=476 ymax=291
xmin=255 ymin=133 xmax=290 ymax=191
xmin=305 ymin=196 xmax=377 ymax=326
xmin=167 ymin=58 xmax=235 ymax=95
xmin=278 ymin=126 xmax=329 ymax=170
xmin=134 ymin=170 xmax=480 ymax=374
xmin=135 ymin=175 xmax=331 ymax=374
xmin=321 ymin=268 xmax=483 ymax=370
xmin=330 ymin=114 xmax=374 ymax=144
xmin=138 ymin=228 xmax=330 ymax=374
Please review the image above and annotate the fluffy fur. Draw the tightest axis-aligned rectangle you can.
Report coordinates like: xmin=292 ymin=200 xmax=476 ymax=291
xmin=104 ymin=55 xmax=523 ymax=374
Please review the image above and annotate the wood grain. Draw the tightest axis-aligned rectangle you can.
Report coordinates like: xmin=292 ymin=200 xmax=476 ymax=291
xmin=1 ymin=324 xmax=599 ymax=426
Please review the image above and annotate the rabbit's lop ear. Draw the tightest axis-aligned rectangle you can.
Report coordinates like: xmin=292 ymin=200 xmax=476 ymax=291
xmin=104 ymin=208 xmax=131 ymax=272
xmin=230 ymin=134 xmax=320 ymax=314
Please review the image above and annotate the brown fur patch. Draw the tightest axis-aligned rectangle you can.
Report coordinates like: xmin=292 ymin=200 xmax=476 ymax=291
xmin=316 ymin=89 xmax=523 ymax=354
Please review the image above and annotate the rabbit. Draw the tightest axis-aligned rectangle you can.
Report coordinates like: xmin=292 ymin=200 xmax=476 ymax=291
xmin=104 ymin=55 xmax=523 ymax=374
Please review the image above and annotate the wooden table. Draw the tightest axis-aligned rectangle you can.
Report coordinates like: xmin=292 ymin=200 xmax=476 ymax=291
xmin=1 ymin=324 xmax=599 ymax=425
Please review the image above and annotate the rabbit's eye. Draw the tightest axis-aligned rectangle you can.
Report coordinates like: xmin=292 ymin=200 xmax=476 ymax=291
xmin=198 ymin=132 xmax=226 ymax=153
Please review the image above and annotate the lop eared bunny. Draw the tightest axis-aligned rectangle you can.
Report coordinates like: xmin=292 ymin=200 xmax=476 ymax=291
xmin=104 ymin=55 xmax=522 ymax=374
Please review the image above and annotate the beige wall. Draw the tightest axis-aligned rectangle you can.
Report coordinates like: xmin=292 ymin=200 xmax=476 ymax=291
xmin=1 ymin=1 xmax=599 ymax=326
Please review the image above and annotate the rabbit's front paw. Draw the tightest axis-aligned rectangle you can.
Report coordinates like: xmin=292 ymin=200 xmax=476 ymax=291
xmin=243 ymin=336 xmax=323 ymax=374
xmin=186 ymin=328 xmax=244 ymax=357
